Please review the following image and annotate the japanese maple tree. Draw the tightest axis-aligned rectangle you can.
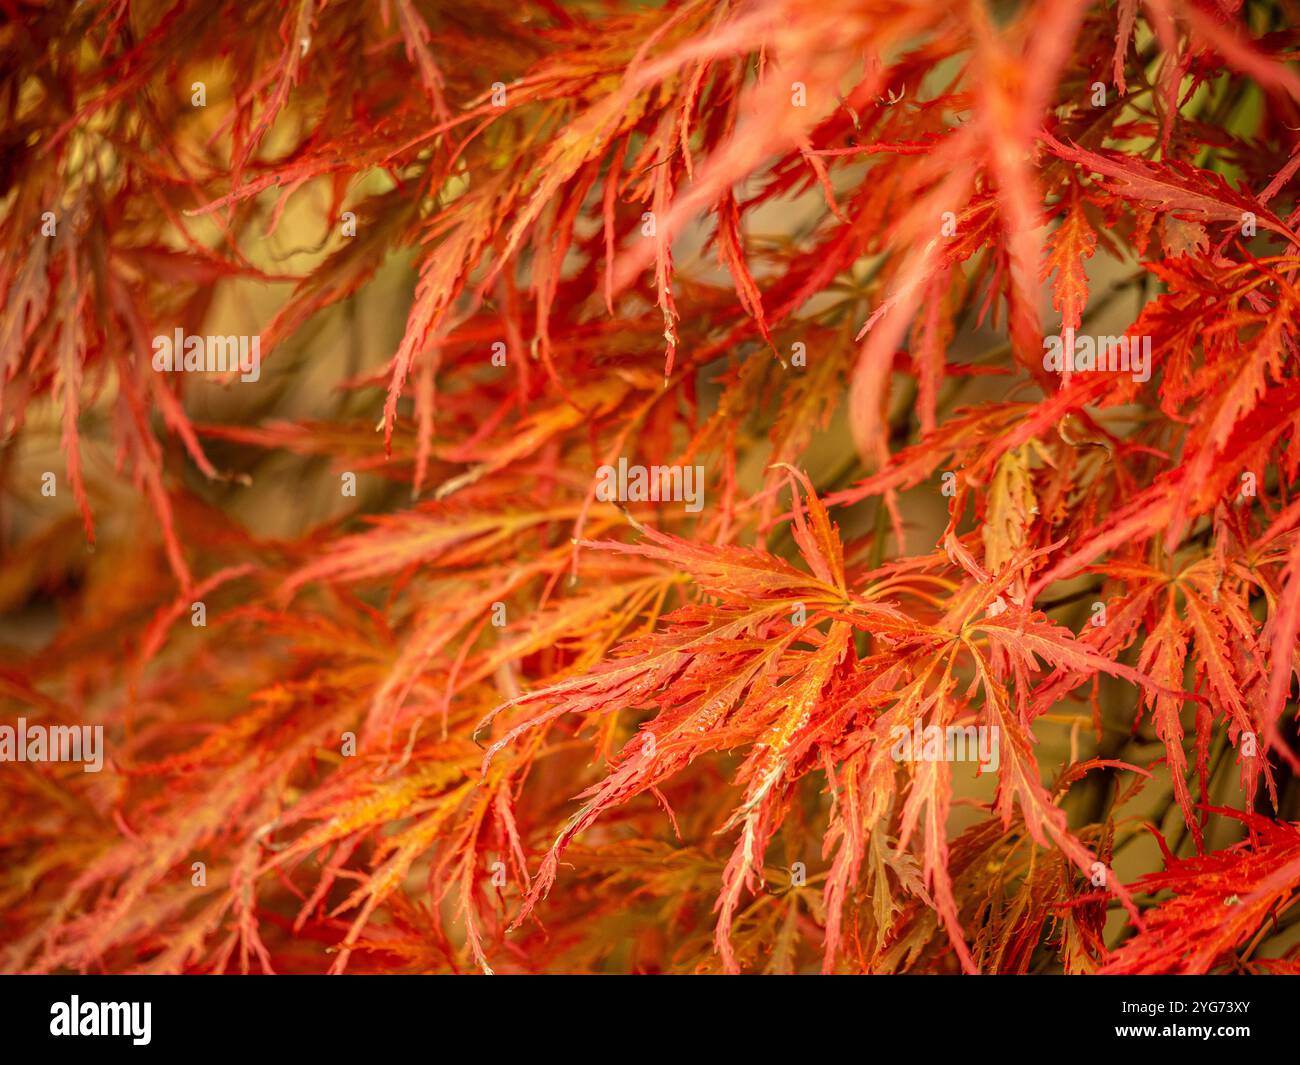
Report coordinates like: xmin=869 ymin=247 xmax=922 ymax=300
xmin=3 ymin=0 xmax=1300 ymax=975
